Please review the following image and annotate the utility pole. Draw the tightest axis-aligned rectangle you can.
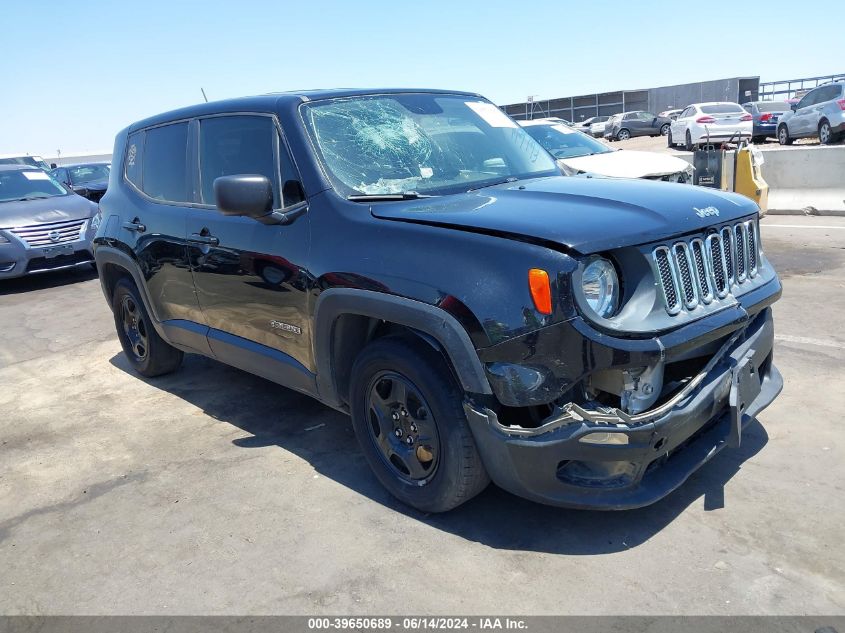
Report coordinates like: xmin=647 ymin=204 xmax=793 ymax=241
xmin=526 ymin=95 xmax=539 ymax=120
xmin=201 ymin=88 xmax=209 ymax=103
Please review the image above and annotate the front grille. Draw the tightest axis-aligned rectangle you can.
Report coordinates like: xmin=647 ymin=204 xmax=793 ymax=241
xmin=652 ymin=220 xmax=761 ymax=315
xmin=9 ymin=219 xmax=86 ymax=247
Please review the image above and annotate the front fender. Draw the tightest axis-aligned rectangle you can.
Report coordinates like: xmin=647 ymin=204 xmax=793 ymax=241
xmin=313 ymin=288 xmax=493 ymax=408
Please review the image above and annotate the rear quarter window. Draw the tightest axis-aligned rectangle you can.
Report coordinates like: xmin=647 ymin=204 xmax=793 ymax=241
xmin=125 ymin=131 xmax=144 ymax=190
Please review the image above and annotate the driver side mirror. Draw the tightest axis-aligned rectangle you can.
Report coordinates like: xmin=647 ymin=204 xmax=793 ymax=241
xmin=214 ymin=174 xmax=273 ymax=218
xmin=790 ymin=103 xmax=798 ymax=112
xmin=213 ymin=174 xmax=307 ymax=226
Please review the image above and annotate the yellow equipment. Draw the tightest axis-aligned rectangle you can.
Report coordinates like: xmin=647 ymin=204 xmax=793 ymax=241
xmin=726 ymin=143 xmax=769 ymax=213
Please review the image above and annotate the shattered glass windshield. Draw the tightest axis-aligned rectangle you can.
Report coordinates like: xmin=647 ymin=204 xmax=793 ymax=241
xmin=301 ymin=94 xmax=559 ymax=197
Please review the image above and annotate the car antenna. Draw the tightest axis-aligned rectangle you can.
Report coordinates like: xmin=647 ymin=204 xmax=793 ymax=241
xmin=200 ymin=88 xmax=209 ymax=103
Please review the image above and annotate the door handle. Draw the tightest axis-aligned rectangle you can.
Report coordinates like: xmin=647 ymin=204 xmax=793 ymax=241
xmin=122 ymin=219 xmax=146 ymax=232
xmin=189 ymin=232 xmax=219 ymax=246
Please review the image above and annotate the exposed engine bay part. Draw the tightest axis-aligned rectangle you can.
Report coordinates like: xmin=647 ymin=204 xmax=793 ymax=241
xmin=588 ymin=362 xmax=665 ymax=415
xmin=484 ymin=327 xmax=745 ymax=437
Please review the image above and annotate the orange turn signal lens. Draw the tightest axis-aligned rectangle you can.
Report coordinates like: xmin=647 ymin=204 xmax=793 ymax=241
xmin=528 ymin=268 xmax=552 ymax=315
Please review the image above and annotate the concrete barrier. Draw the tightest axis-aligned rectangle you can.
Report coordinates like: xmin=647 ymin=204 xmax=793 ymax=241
xmin=677 ymin=145 xmax=845 ymax=215
xmin=755 ymin=146 xmax=845 ymax=215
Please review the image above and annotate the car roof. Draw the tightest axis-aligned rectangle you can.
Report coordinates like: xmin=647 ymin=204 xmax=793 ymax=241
xmin=0 ymin=164 xmax=38 ymax=172
xmin=517 ymin=118 xmax=566 ymax=127
xmin=690 ymin=102 xmax=742 ymax=107
xmin=56 ymin=162 xmax=110 ymax=168
xmin=128 ymin=88 xmax=483 ymax=132
xmin=0 ymin=154 xmax=45 ymax=160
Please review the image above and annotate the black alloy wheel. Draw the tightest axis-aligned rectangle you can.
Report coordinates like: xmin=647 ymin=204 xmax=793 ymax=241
xmin=120 ymin=294 xmax=149 ymax=362
xmin=365 ymin=371 xmax=440 ymax=483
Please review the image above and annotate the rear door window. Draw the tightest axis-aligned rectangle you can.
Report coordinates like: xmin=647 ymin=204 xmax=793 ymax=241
xmin=142 ymin=122 xmax=189 ymax=202
xmin=817 ymin=86 xmax=840 ymax=104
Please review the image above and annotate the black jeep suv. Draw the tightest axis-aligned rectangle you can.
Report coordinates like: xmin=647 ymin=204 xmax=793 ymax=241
xmin=94 ymin=89 xmax=782 ymax=512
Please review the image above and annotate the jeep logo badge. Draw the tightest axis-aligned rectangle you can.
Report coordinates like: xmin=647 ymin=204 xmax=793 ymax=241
xmin=694 ymin=206 xmax=720 ymax=218
xmin=48 ymin=230 xmax=62 ymax=243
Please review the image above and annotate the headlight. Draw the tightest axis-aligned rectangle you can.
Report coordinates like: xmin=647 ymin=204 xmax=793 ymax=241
xmin=581 ymin=256 xmax=620 ymax=318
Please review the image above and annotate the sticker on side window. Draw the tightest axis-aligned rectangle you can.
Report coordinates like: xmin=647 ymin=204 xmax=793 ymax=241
xmin=465 ymin=102 xmax=517 ymax=128
xmin=22 ymin=171 xmax=50 ymax=181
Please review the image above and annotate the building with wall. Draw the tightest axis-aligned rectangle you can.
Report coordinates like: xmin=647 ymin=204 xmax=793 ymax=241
xmin=501 ymin=76 xmax=760 ymax=122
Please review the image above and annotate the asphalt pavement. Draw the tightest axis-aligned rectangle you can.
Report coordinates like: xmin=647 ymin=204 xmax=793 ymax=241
xmin=1 ymin=216 xmax=843 ymax=614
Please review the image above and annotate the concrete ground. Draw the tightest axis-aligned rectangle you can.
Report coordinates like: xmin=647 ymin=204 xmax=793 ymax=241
xmin=1 ymin=217 xmax=843 ymax=615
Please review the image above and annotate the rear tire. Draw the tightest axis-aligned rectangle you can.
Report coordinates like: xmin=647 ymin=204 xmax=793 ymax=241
xmin=778 ymin=124 xmax=793 ymax=145
xmin=751 ymin=135 xmax=766 ymax=144
xmin=349 ymin=336 xmax=489 ymax=512
xmin=616 ymin=128 xmax=630 ymax=141
xmin=684 ymin=130 xmax=694 ymax=152
xmin=112 ymin=277 xmax=183 ymax=377
xmin=819 ymin=120 xmax=834 ymax=145
xmin=660 ymin=123 xmax=670 ymax=136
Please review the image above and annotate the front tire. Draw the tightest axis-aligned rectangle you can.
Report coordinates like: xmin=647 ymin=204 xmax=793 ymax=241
xmin=349 ymin=336 xmax=489 ymax=512
xmin=660 ymin=123 xmax=670 ymax=136
xmin=112 ymin=277 xmax=183 ymax=377
xmin=778 ymin=124 xmax=793 ymax=145
xmin=667 ymin=129 xmax=674 ymax=147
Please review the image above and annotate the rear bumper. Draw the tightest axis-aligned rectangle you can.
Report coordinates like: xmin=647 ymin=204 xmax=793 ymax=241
xmin=753 ymin=122 xmax=779 ymax=136
xmin=466 ymin=307 xmax=781 ymax=509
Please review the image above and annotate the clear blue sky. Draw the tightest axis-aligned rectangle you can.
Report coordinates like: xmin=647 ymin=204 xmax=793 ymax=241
xmin=2 ymin=0 xmax=840 ymax=157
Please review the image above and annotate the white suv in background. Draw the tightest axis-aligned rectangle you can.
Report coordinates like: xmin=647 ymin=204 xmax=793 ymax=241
xmin=668 ymin=103 xmax=752 ymax=150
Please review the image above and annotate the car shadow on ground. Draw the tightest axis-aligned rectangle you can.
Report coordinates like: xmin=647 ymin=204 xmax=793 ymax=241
xmin=109 ymin=351 xmax=768 ymax=556
xmin=0 ymin=266 xmax=98 ymax=295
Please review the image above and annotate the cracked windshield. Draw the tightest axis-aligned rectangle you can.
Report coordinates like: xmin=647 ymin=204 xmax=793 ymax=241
xmin=302 ymin=93 xmax=558 ymax=197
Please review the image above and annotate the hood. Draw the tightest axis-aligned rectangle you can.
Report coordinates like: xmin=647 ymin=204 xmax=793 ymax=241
xmin=0 ymin=194 xmax=97 ymax=229
xmin=558 ymin=150 xmax=691 ymax=179
xmin=370 ymin=176 xmax=758 ymax=254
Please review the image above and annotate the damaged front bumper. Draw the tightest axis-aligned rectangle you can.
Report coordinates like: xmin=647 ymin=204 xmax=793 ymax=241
xmin=464 ymin=307 xmax=782 ymax=509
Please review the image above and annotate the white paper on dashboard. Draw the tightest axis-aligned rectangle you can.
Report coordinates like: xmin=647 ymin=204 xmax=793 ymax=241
xmin=465 ymin=102 xmax=517 ymax=128
xmin=22 ymin=171 xmax=50 ymax=180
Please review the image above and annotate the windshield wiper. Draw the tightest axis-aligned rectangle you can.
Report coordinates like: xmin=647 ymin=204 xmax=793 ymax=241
xmin=347 ymin=192 xmax=435 ymax=202
xmin=466 ymin=177 xmax=518 ymax=192
xmin=8 ymin=196 xmax=51 ymax=202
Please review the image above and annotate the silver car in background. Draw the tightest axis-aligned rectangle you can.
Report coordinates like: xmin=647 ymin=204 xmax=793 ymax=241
xmin=0 ymin=165 xmax=99 ymax=279
xmin=777 ymin=81 xmax=845 ymax=145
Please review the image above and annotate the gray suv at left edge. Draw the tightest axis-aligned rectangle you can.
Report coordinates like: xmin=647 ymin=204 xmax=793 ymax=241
xmin=0 ymin=165 xmax=99 ymax=279
xmin=777 ymin=81 xmax=845 ymax=145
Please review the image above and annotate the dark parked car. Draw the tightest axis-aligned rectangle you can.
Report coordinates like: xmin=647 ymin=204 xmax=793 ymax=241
xmin=605 ymin=111 xmax=672 ymax=141
xmin=94 ymin=89 xmax=782 ymax=512
xmin=741 ymin=101 xmax=792 ymax=143
xmin=50 ymin=163 xmax=111 ymax=202
xmin=0 ymin=165 xmax=99 ymax=278
xmin=0 ymin=154 xmax=51 ymax=171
